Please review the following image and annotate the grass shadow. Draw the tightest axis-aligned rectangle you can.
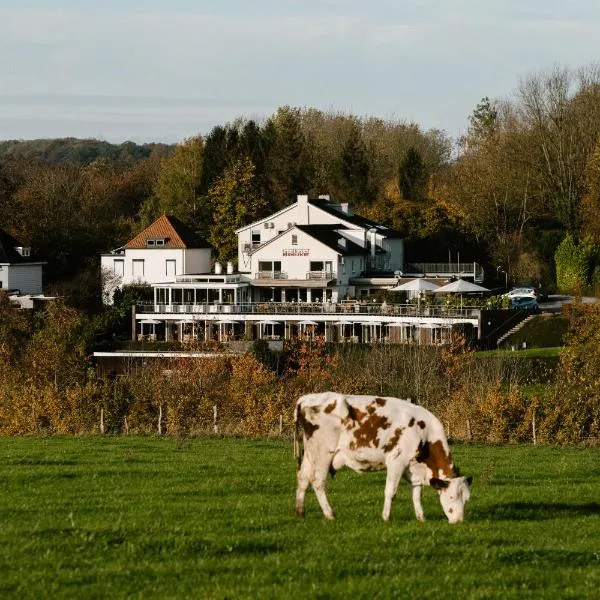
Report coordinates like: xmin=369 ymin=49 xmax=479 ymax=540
xmin=479 ymin=501 xmax=600 ymax=521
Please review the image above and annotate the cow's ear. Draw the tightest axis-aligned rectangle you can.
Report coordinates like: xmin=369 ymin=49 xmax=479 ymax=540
xmin=466 ymin=476 xmax=473 ymax=487
xmin=430 ymin=478 xmax=449 ymax=490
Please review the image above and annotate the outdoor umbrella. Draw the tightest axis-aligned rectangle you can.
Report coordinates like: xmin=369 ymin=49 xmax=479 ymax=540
xmin=433 ymin=279 xmax=489 ymax=293
xmin=433 ymin=279 xmax=489 ymax=307
xmin=389 ymin=278 xmax=440 ymax=292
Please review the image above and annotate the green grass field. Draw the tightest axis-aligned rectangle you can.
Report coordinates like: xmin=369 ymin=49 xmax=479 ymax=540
xmin=0 ymin=437 xmax=598 ymax=599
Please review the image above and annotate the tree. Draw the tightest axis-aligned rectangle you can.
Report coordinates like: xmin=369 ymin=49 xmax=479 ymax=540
xmin=208 ymin=157 xmax=267 ymax=262
xmin=141 ymin=137 xmax=206 ymax=234
xmin=517 ymin=65 xmax=600 ymax=232
xmin=399 ymin=147 xmax=426 ymax=201
xmin=336 ymin=121 xmax=372 ymax=205
xmin=467 ymin=96 xmax=499 ymax=146
xmin=266 ymin=107 xmax=311 ymax=210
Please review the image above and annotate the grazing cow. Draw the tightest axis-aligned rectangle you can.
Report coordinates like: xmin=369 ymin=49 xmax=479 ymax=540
xmin=294 ymin=392 xmax=472 ymax=523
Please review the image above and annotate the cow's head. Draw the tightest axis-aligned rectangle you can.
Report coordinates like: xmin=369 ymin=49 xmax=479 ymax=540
xmin=430 ymin=476 xmax=473 ymax=523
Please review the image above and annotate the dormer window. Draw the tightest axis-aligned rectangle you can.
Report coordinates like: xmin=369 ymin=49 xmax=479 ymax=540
xmin=15 ymin=246 xmax=31 ymax=257
xmin=146 ymin=238 xmax=166 ymax=247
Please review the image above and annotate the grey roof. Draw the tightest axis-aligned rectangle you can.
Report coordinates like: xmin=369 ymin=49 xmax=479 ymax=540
xmin=309 ymin=199 xmax=404 ymax=239
xmin=295 ymin=225 xmax=371 ymax=256
xmin=0 ymin=229 xmax=35 ymax=263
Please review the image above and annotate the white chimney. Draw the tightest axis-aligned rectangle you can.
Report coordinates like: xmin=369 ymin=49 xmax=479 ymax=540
xmin=339 ymin=203 xmax=349 ymax=214
xmin=297 ymin=194 xmax=309 ymax=224
xmin=214 ymin=261 xmax=222 ymax=275
xmin=226 ymin=261 xmax=234 ymax=274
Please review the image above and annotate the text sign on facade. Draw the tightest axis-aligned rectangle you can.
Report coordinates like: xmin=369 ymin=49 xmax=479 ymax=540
xmin=283 ymin=249 xmax=310 ymax=256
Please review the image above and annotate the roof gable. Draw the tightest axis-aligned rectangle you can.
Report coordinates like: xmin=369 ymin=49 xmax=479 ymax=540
xmin=308 ymin=199 xmax=403 ymax=238
xmin=0 ymin=229 xmax=34 ymax=263
xmin=125 ymin=215 xmax=211 ymax=250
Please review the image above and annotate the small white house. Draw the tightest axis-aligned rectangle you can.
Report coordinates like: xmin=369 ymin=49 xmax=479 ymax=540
xmin=0 ymin=229 xmax=45 ymax=295
xmin=101 ymin=215 xmax=211 ymax=303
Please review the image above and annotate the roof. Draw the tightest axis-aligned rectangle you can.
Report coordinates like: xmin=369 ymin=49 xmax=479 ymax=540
xmin=0 ymin=229 xmax=35 ymax=263
xmin=308 ymin=198 xmax=404 ymax=239
xmin=295 ymin=225 xmax=368 ymax=256
xmin=125 ymin=215 xmax=211 ymax=250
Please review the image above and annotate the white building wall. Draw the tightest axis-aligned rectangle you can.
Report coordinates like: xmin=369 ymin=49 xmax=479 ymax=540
xmin=101 ymin=248 xmax=212 ymax=304
xmin=237 ymin=196 xmax=365 ymax=272
xmin=5 ymin=264 xmax=43 ymax=294
xmin=250 ymin=229 xmax=339 ymax=280
xmin=180 ymin=249 xmax=211 ymax=275
xmin=0 ymin=266 xmax=7 ymax=290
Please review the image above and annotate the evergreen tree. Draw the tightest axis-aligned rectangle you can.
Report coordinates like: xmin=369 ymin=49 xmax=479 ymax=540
xmin=399 ymin=147 xmax=426 ymax=201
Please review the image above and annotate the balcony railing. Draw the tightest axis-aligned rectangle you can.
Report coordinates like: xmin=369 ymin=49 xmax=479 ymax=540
xmin=136 ymin=301 xmax=481 ymax=319
xmin=307 ymin=270 xmax=335 ymax=280
xmin=255 ymin=271 xmax=288 ymax=280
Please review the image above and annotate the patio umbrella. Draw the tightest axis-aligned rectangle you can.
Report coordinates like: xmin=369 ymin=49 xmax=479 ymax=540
xmin=433 ymin=278 xmax=489 ymax=307
xmin=433 ymin=279 xmax=489 ymax=293
xmin=389 ymin=278 xmax=440 ymax=292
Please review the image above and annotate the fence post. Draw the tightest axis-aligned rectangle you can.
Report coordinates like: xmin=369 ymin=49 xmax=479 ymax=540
xmin=158 ymin=404 xmax=163 ymax=436
xmin=213 ymin=404 xmax=218 ymax=434
xmin=532 ymin=413 xmax=537 ymax=445
xmin=100 ymin=407 xmax=105 ymax=435
xmin=466 ymin=419 xmax=472 ymax=441
xmin=124 ymin=416 xmax=129 ymax=435
xmin=279 ymin=414 xmax=283 ymax=436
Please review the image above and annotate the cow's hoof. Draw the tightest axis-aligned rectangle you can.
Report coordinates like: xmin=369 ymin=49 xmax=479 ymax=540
xmin=295 ymin=509 xmax=305 ymax=518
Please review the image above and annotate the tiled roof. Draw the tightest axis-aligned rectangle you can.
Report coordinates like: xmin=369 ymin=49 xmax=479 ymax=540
xmin=0 ymin=229 xmax=34 ymax=263
xmin=309 ymin=199 xmax=404 ymax=239
xmin=125 ymin=215 xmax=211 ymax=250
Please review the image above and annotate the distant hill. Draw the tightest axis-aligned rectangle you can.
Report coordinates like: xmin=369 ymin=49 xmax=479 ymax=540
xmin=0 ymin=138 xmax=174 ymax=165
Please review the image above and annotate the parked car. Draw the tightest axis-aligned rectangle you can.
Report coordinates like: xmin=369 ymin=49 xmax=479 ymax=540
xmin=504 ymin=287 xmax=537 ymax=298
xmin=510 ymin=296 xmax=539 ymax=311
xmin=504 ymin=286 xmax=548 ymax=302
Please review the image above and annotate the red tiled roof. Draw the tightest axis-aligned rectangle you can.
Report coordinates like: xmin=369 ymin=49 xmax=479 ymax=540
xmin=125 ymin=215 xmax=211 ymax=250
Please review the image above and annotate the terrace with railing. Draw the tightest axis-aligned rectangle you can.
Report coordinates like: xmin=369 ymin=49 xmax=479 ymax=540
xmin=135 ymin=301 xmax=482 ymax=319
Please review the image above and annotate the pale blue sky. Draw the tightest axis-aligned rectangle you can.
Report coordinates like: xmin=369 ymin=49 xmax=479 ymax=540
xmin=0 ymin=0 xmax=598 ymax=143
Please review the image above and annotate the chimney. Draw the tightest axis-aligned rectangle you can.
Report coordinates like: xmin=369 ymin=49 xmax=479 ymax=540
xmin=339 ymin=203 xmax=349 ymax=214
xmin=297 ymin=194 xmax=309 ymax=224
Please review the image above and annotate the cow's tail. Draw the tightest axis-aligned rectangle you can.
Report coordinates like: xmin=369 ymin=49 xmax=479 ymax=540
xmin=294 ymin=402 xmax=304 ymax=471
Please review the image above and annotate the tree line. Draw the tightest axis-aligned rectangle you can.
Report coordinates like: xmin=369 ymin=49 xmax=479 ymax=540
xmin=3 ymin=65 xmax=600 ymax=306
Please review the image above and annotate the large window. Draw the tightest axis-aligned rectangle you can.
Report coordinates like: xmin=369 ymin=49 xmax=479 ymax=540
xmin=132 ymin=259 xmax=144 ymax=277
xmin=259 ymin=261 xmax=282 ymax=272
xmin=166 ymin=259 xmax=176 ymax=277
xmin=113 ymin=259 xmax=124 ymax=276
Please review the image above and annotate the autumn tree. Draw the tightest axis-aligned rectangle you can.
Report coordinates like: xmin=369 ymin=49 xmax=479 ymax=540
xmin=140 ymin=136 xmax=206 ymax=233
xmin=208 ymin=157 xmax=267 ymax=262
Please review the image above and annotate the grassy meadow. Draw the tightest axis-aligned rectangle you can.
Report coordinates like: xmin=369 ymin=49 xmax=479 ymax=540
xmin=0 ymin=437 xmax=598 ymax=599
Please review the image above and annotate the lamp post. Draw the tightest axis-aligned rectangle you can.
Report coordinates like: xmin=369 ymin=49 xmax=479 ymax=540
xmin=497 ymin=266 xmax=508 ymax=291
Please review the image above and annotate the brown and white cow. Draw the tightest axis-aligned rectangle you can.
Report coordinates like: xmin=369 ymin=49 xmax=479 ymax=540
xmin=294 ymin=392 xmax=472 ymax=523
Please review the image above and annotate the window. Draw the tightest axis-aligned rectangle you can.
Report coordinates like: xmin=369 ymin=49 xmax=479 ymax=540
xmin=251 ymin=231 xmax=261 ymax=246
xmin=351 ymin=259 xmax=355 ymax=272
xmin=291 ymin=234 xmax=298 ymax=246
xmin=132 ymin=259 xmax=144 ymax=277
xmin=166 ymin=259 xmax=176 ymax=277
xmin=147 ymin=238 xmax=166 ymax=247
xmin=310 ymin=261 xmax=324 ymax=272
xmin=113 ymin=259 xmax=124 ymax=276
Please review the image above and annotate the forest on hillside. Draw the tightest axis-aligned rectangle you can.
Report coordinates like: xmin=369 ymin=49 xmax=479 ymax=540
xmin=2 ymin=64 xmax=600 ymax=308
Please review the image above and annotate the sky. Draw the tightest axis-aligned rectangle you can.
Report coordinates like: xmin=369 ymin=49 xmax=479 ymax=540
xmin=0 ymin=0 xmax=599 ymax=144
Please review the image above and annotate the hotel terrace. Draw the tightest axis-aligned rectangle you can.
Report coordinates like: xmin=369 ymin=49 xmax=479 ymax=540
xmin=101 ymin=195 xmax=487 ymax=347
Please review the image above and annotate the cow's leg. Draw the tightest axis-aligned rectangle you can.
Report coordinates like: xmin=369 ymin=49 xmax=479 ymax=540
xmin=411 ymin=484 xmax=425 ymax=522
xmin=311 ymin=457 xmax=335 ymax=520
xmin=382 ymin=459 xmax=408 ymax=521
xmin=295 ymin=455 xmax=313 ymax=517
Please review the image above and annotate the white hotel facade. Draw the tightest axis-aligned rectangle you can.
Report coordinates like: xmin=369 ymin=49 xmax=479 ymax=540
xmin=101 ymin=195 xmax=484 ymax=345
